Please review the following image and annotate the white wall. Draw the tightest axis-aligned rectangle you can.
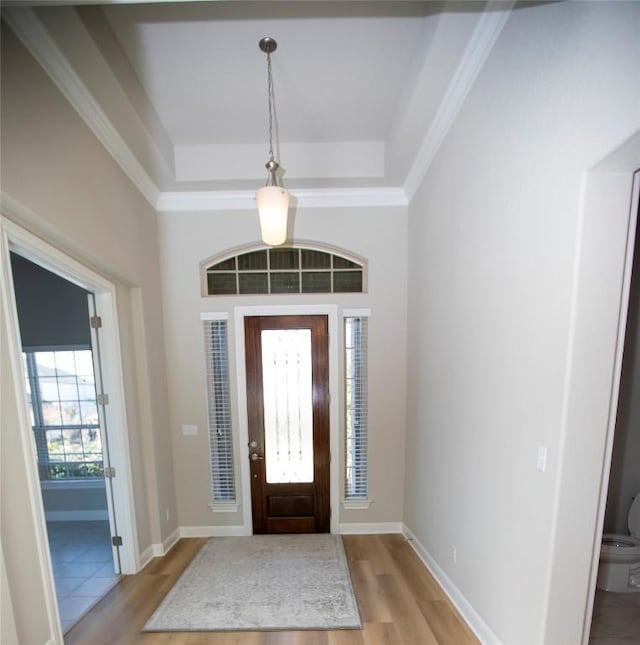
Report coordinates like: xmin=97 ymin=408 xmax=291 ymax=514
xmin=157 ymin=205 xmax=408 ymax=531
xmin=404 ymin=2 xmax=639 ymax=643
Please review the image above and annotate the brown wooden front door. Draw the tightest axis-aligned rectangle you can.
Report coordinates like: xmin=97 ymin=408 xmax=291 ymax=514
xmin=244 ymin=315 xmax=330 ymax=534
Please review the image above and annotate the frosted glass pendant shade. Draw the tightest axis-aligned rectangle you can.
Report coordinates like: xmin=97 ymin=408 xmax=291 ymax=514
xmin=256 ymin=186 xmax=290 ymax=246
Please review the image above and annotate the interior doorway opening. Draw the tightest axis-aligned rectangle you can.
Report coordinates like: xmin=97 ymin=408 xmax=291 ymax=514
xmin=587 ymin=174 xmax=640 ymax=642
xmin=9 ymin=252 xmax=120 ymax=632
xmin=1 ymin=217 xmax=140 ymax=640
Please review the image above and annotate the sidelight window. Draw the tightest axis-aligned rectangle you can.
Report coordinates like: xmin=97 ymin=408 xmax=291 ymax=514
xmin=203 ymin=315 xmax=237 ymax=507
xmin=344 ymin=313 xmax=369 ymax=503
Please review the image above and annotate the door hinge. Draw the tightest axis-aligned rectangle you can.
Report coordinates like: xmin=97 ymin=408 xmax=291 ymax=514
xmin=97 ymin=393 xmax=109 ymax=406
xmin=90 ymin=315 xmax=103 ymax=329
xmin=104 ymin=466 xmax=116 ymax=478
xmin=111 ymin=535 xmax=123 ymax=547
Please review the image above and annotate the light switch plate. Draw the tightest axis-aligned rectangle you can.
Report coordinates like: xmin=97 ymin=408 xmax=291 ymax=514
xmin=182 ymin=424 xmax=198 ymax=436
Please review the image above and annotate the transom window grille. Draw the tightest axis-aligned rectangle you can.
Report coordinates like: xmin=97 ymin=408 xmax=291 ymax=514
xmin=344 ymin=316 xmax=368 ymax=499
xmin=22 ymin=349 xmax=103 ymax=479
xmin=203 ymin=317 xmax=236 ymax=503
xmin=204 ymin=247 xmax=364 ymax=295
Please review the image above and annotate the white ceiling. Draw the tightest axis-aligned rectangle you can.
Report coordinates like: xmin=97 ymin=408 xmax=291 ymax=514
xmin=103 ymin=2 xmax=429 ymax=145
xmin=3 ymin=1 xmax=514 ymax=207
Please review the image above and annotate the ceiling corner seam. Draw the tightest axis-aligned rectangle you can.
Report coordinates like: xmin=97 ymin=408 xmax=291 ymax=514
xmin=403 ymin=1 xmax=514 ymax=202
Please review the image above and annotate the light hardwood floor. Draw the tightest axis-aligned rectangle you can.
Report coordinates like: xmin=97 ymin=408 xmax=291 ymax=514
xmin=65 ymin=534 xmax=478 ymax=645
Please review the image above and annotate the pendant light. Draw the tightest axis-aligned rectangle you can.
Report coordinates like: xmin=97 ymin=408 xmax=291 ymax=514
xmin=256 ymin=36 xmax=290 ymax=246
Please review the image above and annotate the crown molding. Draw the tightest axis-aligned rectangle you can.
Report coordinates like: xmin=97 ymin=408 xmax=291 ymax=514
xmin=156 ymin=187 xmax=408 ymax=212
xmin=5 ymin=4 xmax=512 ymax=212
xmin=403 ymin=1 xmax=514 ymax=200
xmin=3 ymin=7 xmax=160 ymax=207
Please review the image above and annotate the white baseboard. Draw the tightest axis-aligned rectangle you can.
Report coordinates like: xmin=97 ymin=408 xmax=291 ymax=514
xmin=179 ymin=525 xmax=248 ymax=537
xmin=339 ymin=522 xmax=403 ymax=534
xmin=45 ymin=510 xmax=108 ymax=521
xmin=161 ymin=528 xmax=180 ymax=553
xmin=138 ymin=528 xmax=181 ymax=571
xmin=138 ymin=545 xmax=154 ymax=571
xmin=402 ymin=524 xmax=501 ymax=645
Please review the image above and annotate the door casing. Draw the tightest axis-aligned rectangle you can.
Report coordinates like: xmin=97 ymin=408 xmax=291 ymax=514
xmin=1 ymin=216 xmax=140 ymax=578
xmin=245 ymin=315 xmax=330 ymax=533
xmin=234 ymin=305 xmax=340 ymax=534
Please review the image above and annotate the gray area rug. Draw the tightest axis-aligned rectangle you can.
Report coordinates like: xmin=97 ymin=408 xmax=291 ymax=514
xmin=143 ymin=534 xmax=361 ymax=632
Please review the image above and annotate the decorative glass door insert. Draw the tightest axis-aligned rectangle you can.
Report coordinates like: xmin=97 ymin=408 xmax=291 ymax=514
xmin=261 ymin=329 xmax=314 ymax=483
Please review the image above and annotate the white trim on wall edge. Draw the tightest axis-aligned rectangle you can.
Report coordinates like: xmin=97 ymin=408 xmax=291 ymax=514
xmin=180 ymin=525 xmax=247 ymax=537
xmin=402 ymin=524 xmax=501 ymax=645
xmin=2 ymin=8 xmax=160 ymax=209
xmin=161 ymin=528 xmax=181 ymax=555
xmin=403 ymin=1 xmax=514 ymax=201
xmin=138 ymin=545 xmax=155 ymax=571
xmin=1 ymin=217 xmax=63 ymax=645
xmin=339 ymin=522 xmax=403 ymax=534
xmin=45 ymin=510 xmax=108 ymax=522
xmin=157 ymin=187 xmax=408 ymax=212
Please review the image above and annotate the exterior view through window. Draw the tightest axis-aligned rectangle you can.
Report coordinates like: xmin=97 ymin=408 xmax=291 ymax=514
xmin=23 ymin=349 xmax=103 ymax=479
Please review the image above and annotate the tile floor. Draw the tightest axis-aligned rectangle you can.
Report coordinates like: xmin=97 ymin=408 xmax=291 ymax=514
xmin=589 ymin=588 xmax=640 ymax=644
xmin=46 ymin=520 xmax=120 ymax=634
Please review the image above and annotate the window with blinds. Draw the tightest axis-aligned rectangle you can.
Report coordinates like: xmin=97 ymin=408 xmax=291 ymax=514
xmin=344 ymin=316 xmax=368 ymax=501
xmin=203 ymin=318 xmax=236 ymax=505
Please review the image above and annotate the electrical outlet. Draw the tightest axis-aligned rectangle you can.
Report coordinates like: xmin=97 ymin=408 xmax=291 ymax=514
xmin=452 ymin=545 xmax=457 ymax=564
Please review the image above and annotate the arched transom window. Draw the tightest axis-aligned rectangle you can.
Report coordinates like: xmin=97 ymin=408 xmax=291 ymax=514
xmin=203 ymin=246 xmax=366 ymax=296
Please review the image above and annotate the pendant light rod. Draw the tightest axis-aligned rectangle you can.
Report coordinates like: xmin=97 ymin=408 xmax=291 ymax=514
xmin=260 ymin=37 xmax=278 ymax=173
xmin=256 ymin=36 xmax=290 ymax=246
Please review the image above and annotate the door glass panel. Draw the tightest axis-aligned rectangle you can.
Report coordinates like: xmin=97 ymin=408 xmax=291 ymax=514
xmin=261 ymin=329 xmax=314 ymax=483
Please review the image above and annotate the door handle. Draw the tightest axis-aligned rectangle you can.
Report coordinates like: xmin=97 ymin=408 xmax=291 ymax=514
xmin=250 ymin=453 xmax=264 ymax=461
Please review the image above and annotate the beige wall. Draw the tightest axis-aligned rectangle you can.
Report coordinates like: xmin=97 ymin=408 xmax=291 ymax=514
xmin=404 ymin=2 xmax=639 ymax=643
xmin=157 ymin=206 xmax=408 ymax=529
xmin=1 ymin=24 xmax=176 ymax=643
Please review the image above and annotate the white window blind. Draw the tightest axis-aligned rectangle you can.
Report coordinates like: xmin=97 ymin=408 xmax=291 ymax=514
xmin=344 ymin=316 xmax=368 ymax=499
xmin=203 ymin=319 xmax=236 ymax=503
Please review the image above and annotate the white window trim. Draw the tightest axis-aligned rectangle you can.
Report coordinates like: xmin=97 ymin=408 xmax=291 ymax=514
xmin=40 ymin=479 xmax=105 ymax=491
xmin=342 ymin=498 xmax=372 ymax=510
xmin=209 ymin=501 xmax=239 ymax=513
xmin=233 ymin=304 xmax=340 ymax=535
xmin=343 ymin=310 xmax=370 ymax=507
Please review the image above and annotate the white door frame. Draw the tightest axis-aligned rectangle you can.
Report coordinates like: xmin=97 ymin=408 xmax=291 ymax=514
xmin=233 ymin=305 xmax=340 ymax=535
xmin=582 ymin=170 xmax=640 ymax=640
xmin=0 ymin=219 xmax=140 ymax=582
